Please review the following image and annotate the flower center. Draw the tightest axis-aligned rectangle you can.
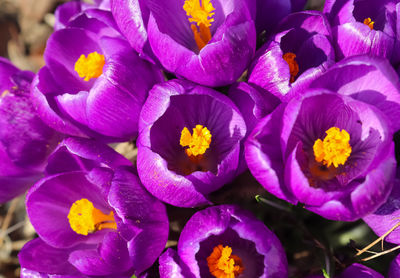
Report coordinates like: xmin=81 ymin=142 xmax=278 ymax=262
xmin=313 ymin=127 xmax=352 ymax=168
xmin=67 ymin=198 xmax=117 ymax=236
xmin=74 ymin=51 xmax=105 ymax=81
xmin=183 ymin=0 xmax=215 ymax=50
xmin=282 ymin=52 xmax=299 ymax=83
xmin=207 ymin=245 xmax=244 ymax=278
xmin=363 ymin=17 xmax=374 ymax=29
xmin=180 ymin=125 xmax=211 ymax=158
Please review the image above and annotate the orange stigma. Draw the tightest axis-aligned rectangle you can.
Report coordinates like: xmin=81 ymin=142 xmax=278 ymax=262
xmin=74 ymin=51 xmax=105 ymax=81
xmin=283 ymin=52 xmax=299 ymax=83
xmin=183 ymin=0 xmax=215 ymax=50
xmin=313 ymin=127 xmax=352 ymax=168
xmin=207 ymin=245 xmax=244 ymax=278
xmin=180 ymin=125 xmax=212 ymax=158
xmin=363 ymin=18 xmax=374 ymax=29
xmin=67 ymin=198 xmax=117 ymax=236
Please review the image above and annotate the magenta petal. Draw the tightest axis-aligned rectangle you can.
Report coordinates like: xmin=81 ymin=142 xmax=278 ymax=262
xmin=333 ymin=23 xmax=395 ymax=60
xmin=0 ymin=57 xmax=19 ymax=92
xmin=363 ymin=177 xmax=400 ymax=244
xmin=108 ymin=167 xmax=169 ymax=273
xmin=304 ymin=55 xmax=400 ymax=131
xmin=159 ymin=249 xmax=187 ymax=278
xmin=310 ymin=143 xmax=395 ymax=221
xmin=57 ymin=91 xmax=89 ymax=127
xmin=69 ymin=232 xmax=131 ymax=276
xmin=111 ymin=0 xmax=154 ymax=61
xmin=18 ymin=238 xmax=80 ymax=276
xmin=26 ymin=172 xmax=110 ymax=248
xmin=389 ymin=254 xmax=400 ymax=278
xmin=31 ymin=68 xmax=87 ymax=137
xmin=44 ymin=28 xmax=101 ymax=93
xmin=245 ymin=105 xmax=298 ymax=204
xmin=285 ymin=143 xmax=339 ymax=206
xmin=338 ymin=263 xmax=384 ymax=278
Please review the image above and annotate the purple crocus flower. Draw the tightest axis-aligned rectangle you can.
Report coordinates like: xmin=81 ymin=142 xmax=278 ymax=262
xmin=32 ymin=8 xmax=164 ymax=142
xmin=248 ymin=11 xmax=335 ymax=100
xmin=228 ymin=82 xmax=280 ymax=172
xmin=389 ymin=254 xmax=400 ymax=278
xmin=255 ymin=0 xmax=307 ymax=35
xmin=245 ymin=91 xmax=396 ymax=221
xmin=363 ymin=171 xmax=400 ymax=244
xmin=54 ymin=0 xmax=111 ymax=31
xmin=159 ymin=205 xmax=288 ymax=278
xmin=112 ymin=0 xmax=256 ymax=86
xmin=228 ymin=82 xmax=280 ymax=135
xmin=323 ymin=0 xmax=400 ymax=62
xmin=0 ymin=58 xmax=61 ymax=203
xmin=308 ymin=263 xmax=383 ymax=278
xmin=137 ymin=79 xmax=246 ymax=207
xmin=19 ymin=137 xmax=169 ymax=277
xmin=289 ymin=55 xmax=400 ymax=131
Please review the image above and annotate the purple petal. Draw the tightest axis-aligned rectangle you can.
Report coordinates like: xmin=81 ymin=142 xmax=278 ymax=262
xmin=26 ymin=172 xmax=111 ymax=248
xmin=18 ymin=238 xmax=81 ymax=276
xmin=159 ymin=249 xmax=187 ymax=278
xmin=389 ymin=254 xmax=400 ymax=278
xmin=45 ymin=137 xmax=132 ymax=175
xmin=69 ymin=232 xmax=131 ymax=276
xmin=44 ymin=28 xmax=101 ymax=94
xmin=303 ymin=55 xmax=400 ymax=131
xmin=333 ymin=23 xmax=394 ymax=60
xmin=245 ymin=105 xmax=298 ymax=204
xmin=108 ymin=167 xmax=169 ymax=273
xmin=337 ymin=263 xmax=384 ymax=278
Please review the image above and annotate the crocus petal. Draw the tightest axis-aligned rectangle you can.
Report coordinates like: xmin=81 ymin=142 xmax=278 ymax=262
xmin=146 ymin=0 xmax=256 ymax=86
xmin=18 ymin=238 xmax=81 ymax=276
xmin=0 ymin=57 xmax=19 ymax=92
xmin=138 ymin=80 xmax=246 ymax=207
xmin=44 ymin=28 xmax=101 ymax=94
xmin=45 ymin=137 xmax=132 ymax=175
xmin=26 ymin=172 xmax=111 ymax=248
xmin=389 ymin=254 xmax=400 ymax=278
xmin=245 ymin=105 xmax=298 ymax=204
xmin=31 ymin=68 xmax=87 ymax=137
xmin=173 ymin=205 xmax=288 ymax=277
xmin=333 ymin=23 xmax=394 ymax=60
xmin=337 ymin=263 xmax=384 ymax=278
xmin=68 ymin=232 xmax=131 ymax=276
xmin=363 ymin=177 xmax=400 ymax=244
xmin=54 ymin=1 xmax=82 ymax=31
xmin=108 ymin=167 xmax=169 ymax=273
xmin=302 ymin=55 xmax=400 ymax=131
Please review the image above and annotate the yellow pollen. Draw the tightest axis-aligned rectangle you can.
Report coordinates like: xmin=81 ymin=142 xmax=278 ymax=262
xmin=74 ymin=51 xmax=105 ymax=81
xmin=67 ymin=198 xmax=117 ymax=236
xmin=313 ymin=127 xmax=352 ymax=168
xmin=1 ymin=90 xmax=10 ymax=97
xmin=363 ymin=17 xmax=374 ymax=29
xmin=180 ymin=125 xmax=211 ymax=157
xmin=183 ymin=0 xmax=215 ymax=50
xmin=283 ymin=52 xmax=299 ymax=83
xmin=207 ymin=245 xmax=244 ymax=278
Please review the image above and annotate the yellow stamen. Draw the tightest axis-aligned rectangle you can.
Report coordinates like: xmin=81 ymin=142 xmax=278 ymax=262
xmin=313 ymin=127 xmax=352 ymax=168
xmin=282 ymin=52 xmax=299 ymax=83
xmin=183 ymin=0 xmax=215 ymax=50
xmin=180 ymin=125 xmax=211 ymax=157
xmin=1 ymin=90 xmax=10 ymax=97
xmin=363 ymin=17 xmax=374 ymax=30
xmin=67 ymin=198 xmax=117 ymax=236
xmin=74 ymin=51 xmax=105 ymax=81
xmin=207 ymin=245 xmax=244 ymax=278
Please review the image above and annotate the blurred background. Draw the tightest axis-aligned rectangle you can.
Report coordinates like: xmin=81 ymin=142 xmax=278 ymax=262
xmin=0 ymin=0 xmax=398 ymax=277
